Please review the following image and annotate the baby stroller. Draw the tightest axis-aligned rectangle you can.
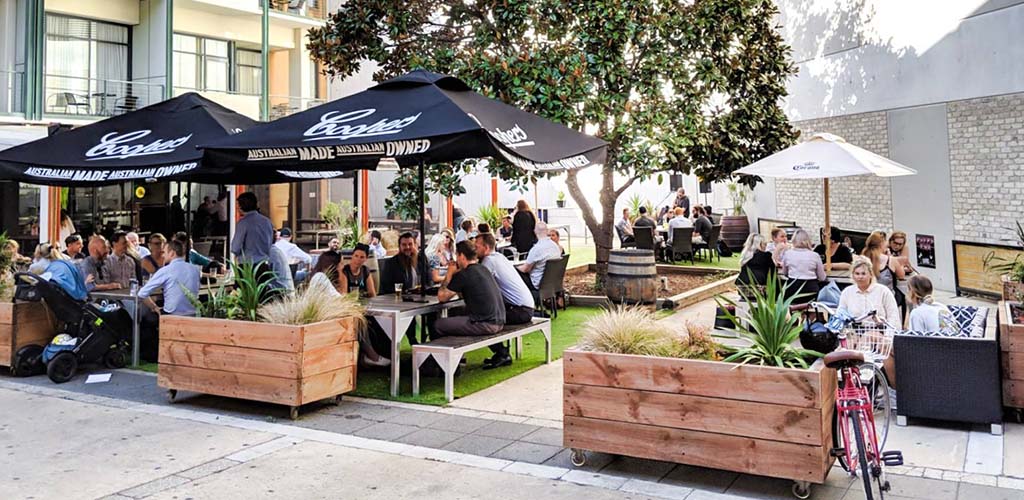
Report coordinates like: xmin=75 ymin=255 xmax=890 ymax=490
xmin=12 ymin=273 xmax=132 ymax=383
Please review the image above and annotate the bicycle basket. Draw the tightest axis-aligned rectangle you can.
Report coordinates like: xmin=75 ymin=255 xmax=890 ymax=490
xmin=843 ymin=322 xmax=895 ymax=362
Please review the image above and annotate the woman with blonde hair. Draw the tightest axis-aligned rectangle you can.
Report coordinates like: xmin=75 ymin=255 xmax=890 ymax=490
xmin=907 ymin=274 xmax=953 ymax=333
xmin=838 ymin=256 xmax=900 ymax=327
xmin=426 ymin=231 xmax=454 ymax=284
xmin=862 ymin=231 xmax=904 ymax=293
xmin=780 ymin=229 xmax=826 ymax=303
xmin=511 ymin=199 xmax=537 ymax=254
xmin=736 ymin=233 xmax=775 ymax=298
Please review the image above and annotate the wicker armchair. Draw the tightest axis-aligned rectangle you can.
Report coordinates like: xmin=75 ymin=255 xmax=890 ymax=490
xmin=894 ymin=305 xmax=1002 ymax=435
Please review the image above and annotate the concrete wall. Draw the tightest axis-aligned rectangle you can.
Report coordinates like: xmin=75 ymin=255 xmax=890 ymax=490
xmin=47 ymin=0 xmax=140 ymax=25
xmin=132 ymin=0 xmax=169 ymax=87
xmin=174 ymin=5 xmax=295 ymax=48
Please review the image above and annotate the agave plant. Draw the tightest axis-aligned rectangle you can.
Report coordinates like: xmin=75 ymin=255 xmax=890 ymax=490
xmin=230 ymin=261 xmax=276 ymax=322
xmin=182 ymin=277 xmax=234 ymax=319
xmin=475 ymin=204 xmax=505 ymax=233
xmin=716 ymin=273 xmax=821 ymax=369
xmin=983 ymin=221 xmax=1024 ymax=283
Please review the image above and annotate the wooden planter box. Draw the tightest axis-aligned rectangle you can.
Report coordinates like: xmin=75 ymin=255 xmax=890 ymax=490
xmin=157 ymin=315 xmax=358 ymax=418
xmin=1003 ymin=276 xmax=1024 ymax=302
xmin=999 ymin=301 xmax=1024 ymax=409
xmin=563 ymin=348 xmax=836 ymax=484
xmin=0 ymin=302 xmax=56 ymax=368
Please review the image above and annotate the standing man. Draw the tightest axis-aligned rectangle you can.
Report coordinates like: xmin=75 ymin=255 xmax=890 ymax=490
xmin=615 ymin=208 xmax=634 ymax=245
xmin=107 ymin=231 xmax=137 ymax=289
xmin=80 ymin=236 xmax=121 ymax=292
xmin=137 ymin=239 xmax=200 ymax=361
xmin=516 ymin=223 xmax=563 ymax=303
xmin=475 ymin=233 xmax=535 ymax=369
xmin=231 ymin=192 xmax=274 ymax=268
xmin=436 ymin=241 xmax=506 ymax=366
xmin=674 ymin=187 xmax=691 ymax=216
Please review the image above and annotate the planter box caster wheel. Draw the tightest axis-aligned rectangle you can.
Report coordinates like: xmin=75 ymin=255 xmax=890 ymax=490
xmin=570 ymin=449 xmax=587 ymax=467
xmin=326 ymin=395 xmax=342 ymax=406
xmin=289 ymin=406 xmax=300 ymax=420
xmin=792 ymin=481 xmax=811 ymax=499
xmin=166 ymin=389 xmax=177 ymax=403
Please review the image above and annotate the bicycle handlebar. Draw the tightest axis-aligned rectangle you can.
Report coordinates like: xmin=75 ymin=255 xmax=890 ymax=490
xmin=809 ymin=301 xmax=901 ymax=332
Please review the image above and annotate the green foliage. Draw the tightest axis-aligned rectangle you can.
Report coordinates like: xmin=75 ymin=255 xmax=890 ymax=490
xmin=0 ymin=232 xmax=14 ymax=301
xmin=322 ymin=200 xmax=362 ymax=248
xmin=626 ymin=194 xmax=648 ymax=219
xmin=476 ymin=204 xmax=505 ymax=233
xmin=556 ymin=191 xmax=566 ymax=202
xmin=307 ymin=0 xmax=798 ymax=269
xmin=716 ymin=272 xmax=821 ymax=369
xmin=259 ymin=276 xmax=367 ymax=327
xmin=727 ymin=182 xmax=751 ymax=216
xmin=579 ymin=306 xmax=721 ymax=360
xmin=231 ymin=261 xmax=275 ymax=322
xmin=182 ymin=279 xmax=233 ymax=319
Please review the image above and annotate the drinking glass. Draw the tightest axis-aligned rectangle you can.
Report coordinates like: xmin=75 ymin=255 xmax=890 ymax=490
xmin=394 ymin=283 xmax=403 ymax=298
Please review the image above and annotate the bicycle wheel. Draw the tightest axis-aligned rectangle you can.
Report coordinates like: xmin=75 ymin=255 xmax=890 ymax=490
xmin=851 ymin=410 xmax=875 ymax=500
xmin=867 ymin=364 xmax=892 ymax=451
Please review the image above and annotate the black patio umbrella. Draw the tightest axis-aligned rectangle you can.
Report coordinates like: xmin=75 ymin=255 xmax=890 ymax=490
xmin=200 ymin=69 xmax=608 ymax=294
xmin=0 ymin=92 xmax=346 ymax=186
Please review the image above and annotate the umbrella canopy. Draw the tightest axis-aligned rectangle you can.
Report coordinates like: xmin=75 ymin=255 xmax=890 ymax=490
xmin=735 ymin=133 xmax=916 ymax=179
xmin=199 ymin=69 xmax=607 ymax=173
xmin=735 ymin=133 xmax=916 ymax=267
xmin=0 ymin=93 xmax=331 ymax=186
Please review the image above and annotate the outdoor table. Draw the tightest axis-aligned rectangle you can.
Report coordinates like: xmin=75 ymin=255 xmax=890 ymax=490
xmin=364 ymin=294 xmax=465 ymax=397
xmin=295 ymin=229 xmax=335 ymax=249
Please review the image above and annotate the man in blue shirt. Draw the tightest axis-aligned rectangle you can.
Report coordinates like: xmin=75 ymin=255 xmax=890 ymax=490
xmin=230 ymin=192 xmax=274 ymax=266
xmin=138 ymin=239 xmax=200 ymax=361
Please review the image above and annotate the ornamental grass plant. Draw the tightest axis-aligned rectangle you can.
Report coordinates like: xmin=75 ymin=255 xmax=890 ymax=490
xmin=259 ymin=274 xmax=366 ymax=328
xmin=578 ymin=306 xmax=720 ymax=361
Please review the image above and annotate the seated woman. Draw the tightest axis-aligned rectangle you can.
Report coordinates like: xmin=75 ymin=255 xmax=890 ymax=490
xmin=888 ymin=231 xmax=916 ymax=274
xmin=907 ymin=275 xmax=954 ymax=333
xmin=781 ymin=229 xmax=826 ymax=304
xmin=338 ymin=243 xmax=377 ymax=297
xmin=814 ymin=226 xmax=853 ymax=271
xmin=425 ymin=232 xmax=453 ymax=285
xmin=140 ymin=233 xmax=167 ymax=277
xmin=838 ymin=256 xmax=900 ymax=327
xmin=36 ymin=243 xmax=88 ymax=301
xmin=735 ymin=234 xmax=775 ymax=299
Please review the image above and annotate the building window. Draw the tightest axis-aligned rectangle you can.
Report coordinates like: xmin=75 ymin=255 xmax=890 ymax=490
xmin=173 ymin=34 xmax=230 ymax=93
xmin=44 ymin=14 xmax=130 ymax=114
xmin=235 ymin=49 xmax=262 ymax=96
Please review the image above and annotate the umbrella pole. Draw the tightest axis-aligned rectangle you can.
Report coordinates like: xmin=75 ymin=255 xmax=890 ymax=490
xmin=823 ymin=178 xmax=832 ymax=270
xmin=419 ymin=161 xmax=427 ymax=297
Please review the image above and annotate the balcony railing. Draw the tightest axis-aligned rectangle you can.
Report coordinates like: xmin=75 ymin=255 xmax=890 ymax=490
xmin=268 ymin=94 xmax=326 ymax=120
xmin=270 ymin=0 xmax=325 ymax=20
xmin=0 ymin=69 xmax=25 ymax=117
xmin=44 ymin=75 xmax=164 ymax=118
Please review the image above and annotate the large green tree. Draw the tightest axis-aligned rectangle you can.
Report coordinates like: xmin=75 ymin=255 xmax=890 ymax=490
xmin=308 ymin=0 xmax=797 ymax=274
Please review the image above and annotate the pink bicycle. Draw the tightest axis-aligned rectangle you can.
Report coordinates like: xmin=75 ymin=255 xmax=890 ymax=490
xmin=808 ymin=303 xmax=903 ymax=500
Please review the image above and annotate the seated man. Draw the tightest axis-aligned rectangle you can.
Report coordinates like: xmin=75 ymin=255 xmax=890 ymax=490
xmin=475 ymin=233 xmax=535 ymax=369
xmin=79 ymin=235 xmax=122 ymax=292
xmin=368 ymin=230 xmax=387 ymax=259
xmin=436 ymin=241 xmax=506 ymax=365
xmin=64 ymin=234 xmax=87 ymax=260
xmin=615 ymin=208 xmax=634 ymax=245
xmin=379 ymin=232 xmax=432 ymax=343
xmin=666 ymin=207 xmax=694 ymax=243
xmin=312 ymin=237 xmax=343 ymax=286
xmin=275 ymin=227 xmax=312 ymax=282
xmin=516 ymin=223 xmax=562 ymax=304
xmin=137 ymin=240 xmax=200 ymax=361
xmin=692 ymin=206 xmax=713 ymax=244
xmin=107 ymin=231 xmax=138 ymax=289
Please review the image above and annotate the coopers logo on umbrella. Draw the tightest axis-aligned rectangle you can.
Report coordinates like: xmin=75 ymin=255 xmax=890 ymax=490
xmin=792 ymin=161 xmax=820 ymax=171
xmin=489 ymin=124 xmax=534 ymax=149
xmin=85 ymin=130 xmax=193 ymax=161
xmin=303 ymin=109 xmax=421 ymax=142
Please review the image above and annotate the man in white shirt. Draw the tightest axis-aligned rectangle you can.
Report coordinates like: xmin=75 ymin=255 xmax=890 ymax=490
xmin=665 ymin=207 xmax=694 ymax=243
xmin=516 ymin=222 xmax=562 ymax=299
xmin=275 ymin=228 xmax=312 ymax=283
xmin=615 ymin=208 xmax=634 ymax=245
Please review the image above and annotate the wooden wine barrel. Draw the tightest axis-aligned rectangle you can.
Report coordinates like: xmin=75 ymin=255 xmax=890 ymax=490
xmin=720 ymin=215 xmax=751 ymax=249
xmin=605 ymin=249 xmax=659 ymax=304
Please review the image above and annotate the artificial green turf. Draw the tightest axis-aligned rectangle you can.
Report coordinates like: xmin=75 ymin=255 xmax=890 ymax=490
xmin=350 ymin=306 xmax=602 ymax=406
xmin=668 ymin=252 xmax=741 ymax=271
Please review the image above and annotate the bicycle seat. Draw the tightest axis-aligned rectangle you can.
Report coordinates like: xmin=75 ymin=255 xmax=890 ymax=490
xmin=823 ymin=349 xmax=864 ymax=369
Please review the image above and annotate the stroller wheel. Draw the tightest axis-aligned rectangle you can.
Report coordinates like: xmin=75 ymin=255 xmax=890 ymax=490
xmin=104 ymin=349 xmax=128 ymax=369
xmin=47 ymin=352 xmax=78 ymax=384
xmin=12 ymin=344 xmax=45 ymax=377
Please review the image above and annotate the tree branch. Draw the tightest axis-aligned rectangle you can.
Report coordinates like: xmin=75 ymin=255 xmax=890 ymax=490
xmin=614 ymin=175 xmax=639 ymax=198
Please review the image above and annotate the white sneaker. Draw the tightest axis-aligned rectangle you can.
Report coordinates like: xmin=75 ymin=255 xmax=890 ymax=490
xmin=362 ymin=354 xmax=391 ymax=368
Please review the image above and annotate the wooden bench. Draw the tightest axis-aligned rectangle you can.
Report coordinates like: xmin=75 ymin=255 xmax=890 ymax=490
xmin=411 ymin=318 xmax=552 ymax=402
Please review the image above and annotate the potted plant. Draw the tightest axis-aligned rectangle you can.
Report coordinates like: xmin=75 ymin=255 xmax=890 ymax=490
xmin=564 ymin=280 xmax=833 ymax=494
xmin=322 ymin=200 xmax=362 ymax=250
xmin=475 ymin=204 xmax=505 ymax=233
xmin=0 ymin=232 xmax=55 ymax=368
xmin=720 ymin=182 xmax=752 ymax=249
xmin=556 ymin=191 xmax=567 ymax=208
xmin=159 ymin=264 xmax=363 ymax=419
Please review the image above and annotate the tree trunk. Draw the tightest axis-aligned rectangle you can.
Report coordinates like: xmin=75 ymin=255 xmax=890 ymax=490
xmin=565 ymin=165 xmax=617 ymax=282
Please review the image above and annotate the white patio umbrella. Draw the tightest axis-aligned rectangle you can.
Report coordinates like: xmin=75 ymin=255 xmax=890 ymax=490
xmin=735 ymin=133 xmax=917 ymax=267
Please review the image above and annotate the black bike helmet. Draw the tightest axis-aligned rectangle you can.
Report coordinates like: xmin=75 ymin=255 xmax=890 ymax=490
xmin=800 ymin=320 xmax=839 ymax=354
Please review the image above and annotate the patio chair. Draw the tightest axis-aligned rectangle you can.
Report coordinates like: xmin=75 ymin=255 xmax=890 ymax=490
xmin=114 ymin=95 xmax=139 ymax=115
xmin=615 ymin=226 xmax=635 ymax=248
xmin=894 ymin=305 xmax=1002 ymax=434
xmin=669 ymin=228 xmax=694 ymax=264
xmin=695 ymin=225 xmax=721 ymax=262
xmin=192 ymin=241 xmax=213 ymax=257
xmin=53 ymin=92 xmax=90 ymax=115
xmin=537 ymin=254 xmax=569 ymax=319
xmin=634 ymin=227 xmax=656 ymax=251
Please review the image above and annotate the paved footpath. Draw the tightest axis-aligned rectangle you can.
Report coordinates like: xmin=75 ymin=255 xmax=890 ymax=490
xmin=3 ymin=372 xmax=1024 ymax=500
